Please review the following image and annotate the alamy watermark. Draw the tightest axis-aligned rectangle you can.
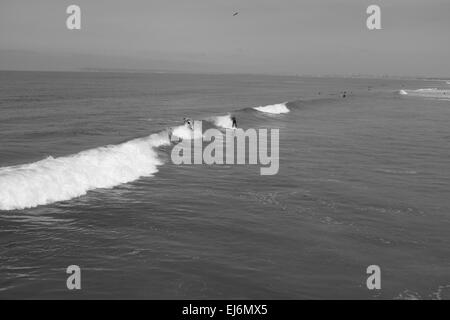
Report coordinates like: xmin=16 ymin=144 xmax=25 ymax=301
xmin=170 ymin=121 xmax=279 ymax=176
xmin=366 ymin=265 xmax=381 ymax=290
xmin=66 ymin=265 xmax=81 ymax=290
xmin=65 ymin=4 xmax=382 ymax=31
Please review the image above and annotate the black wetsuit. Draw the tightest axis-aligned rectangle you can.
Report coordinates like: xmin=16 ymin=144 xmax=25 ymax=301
xmin=231 ymin=117 xmax=237 ymax=128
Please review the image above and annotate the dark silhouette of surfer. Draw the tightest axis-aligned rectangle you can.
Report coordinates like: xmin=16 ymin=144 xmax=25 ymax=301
xmin=183 ymin=117 xmax=194 ymax=130
xmin=231 ymin=116 xmax=237 ymax=129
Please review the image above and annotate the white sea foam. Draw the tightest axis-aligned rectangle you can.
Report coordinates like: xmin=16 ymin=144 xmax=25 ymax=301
xmin=416 ymin=88 xmax=439 ymax=92
xmin=171 ymin=122 xmax=203 ymax=140
xmin=253 ymin=103 xmax=290 ymax=114
xmin=0 ymin=133 xmax=170 ymax=210
xmin=212 ymin=114 xmax=234 ymax=129
xmin=399 ymin=88 xmax=450 ymax=99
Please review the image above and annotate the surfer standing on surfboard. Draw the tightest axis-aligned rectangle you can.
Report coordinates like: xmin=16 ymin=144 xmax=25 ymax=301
xmin=183 ymin=117 xmax=194 ymax=130
xmin=231 ymin=116 xmax=237 ymax=129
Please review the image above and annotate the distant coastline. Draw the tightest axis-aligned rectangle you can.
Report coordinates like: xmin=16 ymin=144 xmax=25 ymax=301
xmin=1 ymin=68 xmax=448 ymax=81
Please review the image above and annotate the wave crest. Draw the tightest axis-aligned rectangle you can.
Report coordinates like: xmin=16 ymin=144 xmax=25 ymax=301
xmin=399 ymin=88 xmax=450 ymax=99
xmin=253 ymin=103 xmax=290 ymax=114
xmin=212 ymin=114 xmax=234 ymax=129
xmin=0 ymin=133 xmax=170 ymax=210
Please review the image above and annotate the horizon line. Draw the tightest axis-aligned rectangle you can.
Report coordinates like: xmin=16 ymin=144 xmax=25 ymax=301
xmin=1 ymin=68 xmax=448 ymax=81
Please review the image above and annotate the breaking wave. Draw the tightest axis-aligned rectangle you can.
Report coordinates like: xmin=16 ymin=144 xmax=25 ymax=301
xmin=0 ymin=132 xmax=171 ymax=210
xmin=212 ymin=114 xmax=234 ymax=129
xmin=171 ymin=122 xmax=203 ymax=140
xmin=253 ymin=103 xmax=290 ymax=114
xmin=399 ymin=88 xmax=450 ymax=99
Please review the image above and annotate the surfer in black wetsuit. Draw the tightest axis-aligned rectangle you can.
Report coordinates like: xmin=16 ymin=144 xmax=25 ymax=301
xmin=231 ymin=116 xmax=237 ymax=129
xmin=183 ymin=117 xmax=194 ymax=130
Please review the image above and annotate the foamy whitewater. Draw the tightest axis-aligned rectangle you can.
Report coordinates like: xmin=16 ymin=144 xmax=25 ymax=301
xmin=253 ymin=103 xmax=290 ymax=114
xmin=212 ymin=114 xmax=234 ymax=129
xmin=171 ymin=122 xmax=204 ymax=140
xmin=399 ymin=88 xmax=450 ymax=99
xmin=0 ymin=133 xmax=170 ymax=210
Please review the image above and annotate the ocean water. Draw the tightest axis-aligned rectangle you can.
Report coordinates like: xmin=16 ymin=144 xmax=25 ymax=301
xmin=0 ymin=71 xmax=449 ymax=299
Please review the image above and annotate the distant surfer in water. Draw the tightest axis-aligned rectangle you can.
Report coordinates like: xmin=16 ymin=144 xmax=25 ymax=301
xmin=183 ymin=117 xmax=194 ymax=130
xmin=231 ymin=116 xmax=237 ymax=129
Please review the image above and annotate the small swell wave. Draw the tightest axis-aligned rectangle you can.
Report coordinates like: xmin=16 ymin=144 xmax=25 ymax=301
xmin=416 ymin=88 xmax=439 ymax=92
xmin=375 ymin=168 xmax=417 ymax=175
xmin=399 ymin=88 xmax=450 ymax=99
xmin=0 ymin=132 xmax=170 ymax=210
xmin=253 ymin=103 xmax=290 ymax=114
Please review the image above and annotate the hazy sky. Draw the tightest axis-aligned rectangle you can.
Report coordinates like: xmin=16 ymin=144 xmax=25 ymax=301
xmin=1 ymin=0 xmax=449 ymax=76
